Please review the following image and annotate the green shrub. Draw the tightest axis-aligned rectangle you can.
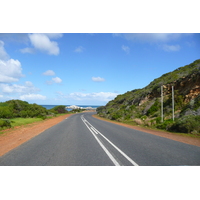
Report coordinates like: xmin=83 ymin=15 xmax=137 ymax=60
xmin=147 ymin=100 xmax=160 ymax=116
xmin=156 ymin=119 xmax=174 ymax=130
xmin=169 ymin=115 xmax=200 ymax=134
xmin=20 ymin=110 xmax=29 ymax=118
xmin=71 ymin=108 xmax=83 ymax=113
xmin=0 ymin=119 xmax=11 ymax=128
xmin=194 ymin=95 xmax=200 ymax=110
xmin=49 ymin=105 xmax=68 ymax=114
xmin=1 ymin=100 xmax=48 ymax=118
xmin=155 ymin=117 xmax=162 ymax=124
xmin=175 ymin=94 xmax=184 ymax=109
xmin=0 ymin=106 xmax=13 ymax=118
xmin=110 ymin=111 xmax=122 ymax=120
xmin=37 ymin=114 xmax=47 ymax=120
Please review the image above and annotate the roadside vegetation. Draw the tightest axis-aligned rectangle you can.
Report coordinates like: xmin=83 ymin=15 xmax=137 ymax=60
xmin=97 ymin=59 xmax=200 ymax=136
xmin=0 ymin=100 xmax=83 ymax=131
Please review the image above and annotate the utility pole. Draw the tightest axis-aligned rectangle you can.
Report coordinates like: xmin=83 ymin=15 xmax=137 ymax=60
xmin=172 ymin=85 xmax=174 ymax=121
xmin=161 ymin=85 xmax=163 ymax=123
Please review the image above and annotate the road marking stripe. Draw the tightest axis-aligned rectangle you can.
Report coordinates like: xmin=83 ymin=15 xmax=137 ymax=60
xmin=91 ymin=127 xmax=98 ymax=134
xmin=81 ymin=116 xmax=120 ymax=166
xmin=96 ymin=130 xmax=139 ymax=166
xmin=81 ymin=115 xmax=139 ymax=166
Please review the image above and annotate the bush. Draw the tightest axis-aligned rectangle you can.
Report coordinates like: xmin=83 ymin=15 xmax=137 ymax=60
xmin=111 ymin=112 xmax=121 ymax=120
xmin=49 ymin=105 xmax=68 ymax=114
xmin=0 ymin=106 xmax=13 ymax=118
xmin=147 ymin=100 xmax=160 ymax=116
xmin=156 ymin=119 xmax=174 ymax=130
xmin=194 ymin=94 xmax=200 ymax=110
xmin=71 ymin=109 xmax=83 ymax=113
xmin=156 ymin=117 xmax=162 ymax=124
xmin=169 ymin=115 xmax=200 ymax=134
xmin=0 ymin=100 xmax=48 ymax=118
xmin=0 ymin=119 xmax=11 ymax=128
xmin=37 ymin=114 xmax=47 ymax=120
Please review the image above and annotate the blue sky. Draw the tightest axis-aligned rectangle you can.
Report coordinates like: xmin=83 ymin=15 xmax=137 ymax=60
xmin=0 ymin=33 xmax=199 ymax=105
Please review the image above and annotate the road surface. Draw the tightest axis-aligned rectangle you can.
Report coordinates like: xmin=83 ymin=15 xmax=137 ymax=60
xmin=0 ymin=112 xmax=200 ymax=166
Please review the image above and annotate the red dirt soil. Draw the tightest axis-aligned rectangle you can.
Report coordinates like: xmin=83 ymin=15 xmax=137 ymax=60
xmin=0 ymin=114 xmax=73 ymax=156
xmin=93 ymin=115 xmax=200 ymax=147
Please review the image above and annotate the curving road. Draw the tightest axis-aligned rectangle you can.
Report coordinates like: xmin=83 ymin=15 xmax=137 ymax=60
xmin=0 ymin=112 xmax=200 ymax=166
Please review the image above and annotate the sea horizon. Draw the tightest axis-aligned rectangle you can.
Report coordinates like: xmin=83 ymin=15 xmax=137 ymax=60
xmin=40 ymin=104 xmax=102 ymax=110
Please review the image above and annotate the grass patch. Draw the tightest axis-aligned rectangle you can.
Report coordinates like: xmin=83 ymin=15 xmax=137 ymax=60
xmin=10 ymin=118 xmax=43 ymax=127
xmin=0 ymin=113 xmax=72 ymax=133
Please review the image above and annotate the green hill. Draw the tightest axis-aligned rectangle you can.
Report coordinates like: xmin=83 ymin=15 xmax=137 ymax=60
xmin=97 ymin=59 xmax=200 ymax=135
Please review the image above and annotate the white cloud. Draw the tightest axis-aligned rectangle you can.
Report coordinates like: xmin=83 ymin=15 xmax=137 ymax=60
xmin=0 ymin=40 xmax=9 ymax=60
xmin=0 ymin=81 xmax=40 ymax=94
xmin=45 ymin=80 xmax=53 ymax=85
xmin=0 ymin=74 xmax=19 ymax=83
xmin=74 ymin=46 xmax=85 ymax=53
xmin=43 ymin=70 xmax=55 ymax=76
xmin=44 ymin=33 xmax=63 ymax=39
xmin=20 ymin=94 xmax=46 ymax=100
xmin=115 ymin=33 xmax=184 ymax=43
xmin=28 ymin=33 xmax=60 ymax=55
xmin=122 ymin=45 xmax=130 ymax=54
xmin=25 ymin=81 xmax=34 ymax=87
xmin=20 ymin=47 xmax=35 ymax=54
xmin=0 ymin=59 xmax=24 ymax=83
xmin=0 ymin=39 xmax=45 ymax=102
xmin=92 ymin=77 xmax=105 ymax=82
xmin=162 ymin=44 xmax=181 ymax=52
xmin=45 ymin=77 xmax=63 ymax=85
xmin=69 ymin=92 xmax=118 ymax=102
xmin=52 ymin=77 xmax=62 ymax=83
xmin=55 ymin=91 xmax=119 ymax=104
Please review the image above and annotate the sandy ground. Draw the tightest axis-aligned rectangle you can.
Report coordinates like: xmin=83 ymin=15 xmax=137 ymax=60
xmin=93 ymin=115 xmax=200 ymax=147
xmin=0 ymin=113 xmax=200 ymax=157
xmin=0 ymin=114 xmax=74 ymax=156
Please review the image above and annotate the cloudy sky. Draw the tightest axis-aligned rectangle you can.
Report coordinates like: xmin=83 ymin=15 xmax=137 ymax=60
xmin=0 ymin=33 xmax=199 ymax=105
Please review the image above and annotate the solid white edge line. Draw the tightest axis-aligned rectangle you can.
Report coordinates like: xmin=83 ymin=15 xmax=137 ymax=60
xmin=82 ymin=116 xmax=139 ymax=166
xmin=81 ymin=117 xmax=120 ymax=166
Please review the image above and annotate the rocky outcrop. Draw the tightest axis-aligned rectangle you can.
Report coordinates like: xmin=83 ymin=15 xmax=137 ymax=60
xmin=66 ymin=105 xmax=95 ymax=110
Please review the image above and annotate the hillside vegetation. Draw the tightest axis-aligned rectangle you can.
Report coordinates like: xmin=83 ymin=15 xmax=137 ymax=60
xmin=97 ymin=59 xmax=200 ymax=135
xmin=0 ymin=100 xmax=68 ymax=130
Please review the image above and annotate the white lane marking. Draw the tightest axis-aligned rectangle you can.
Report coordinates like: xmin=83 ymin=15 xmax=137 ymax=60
xmin=96 ymin=130 xmax=139 ymax=166
xmin=81 ymin=116 xmax=120 ymax=166
xmin=91 ymin=127 xmax=98 ymax=135
xmin=81 ymin=115 xmax=139 ymax=166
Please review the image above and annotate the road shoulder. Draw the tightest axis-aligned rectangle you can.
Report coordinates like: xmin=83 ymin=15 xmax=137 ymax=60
xmin=92 ymin=115 xmax=200 ymax=147
xmin=0 ymin=114 xmax=74 ymax=156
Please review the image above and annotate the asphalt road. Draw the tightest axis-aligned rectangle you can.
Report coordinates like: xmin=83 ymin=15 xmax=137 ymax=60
xmin=0 ymin=112 xmax=200 ymax=166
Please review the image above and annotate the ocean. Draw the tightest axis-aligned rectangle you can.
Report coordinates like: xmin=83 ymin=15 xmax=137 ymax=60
xmin=40 ymin=105 xmax=101 ymax=111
